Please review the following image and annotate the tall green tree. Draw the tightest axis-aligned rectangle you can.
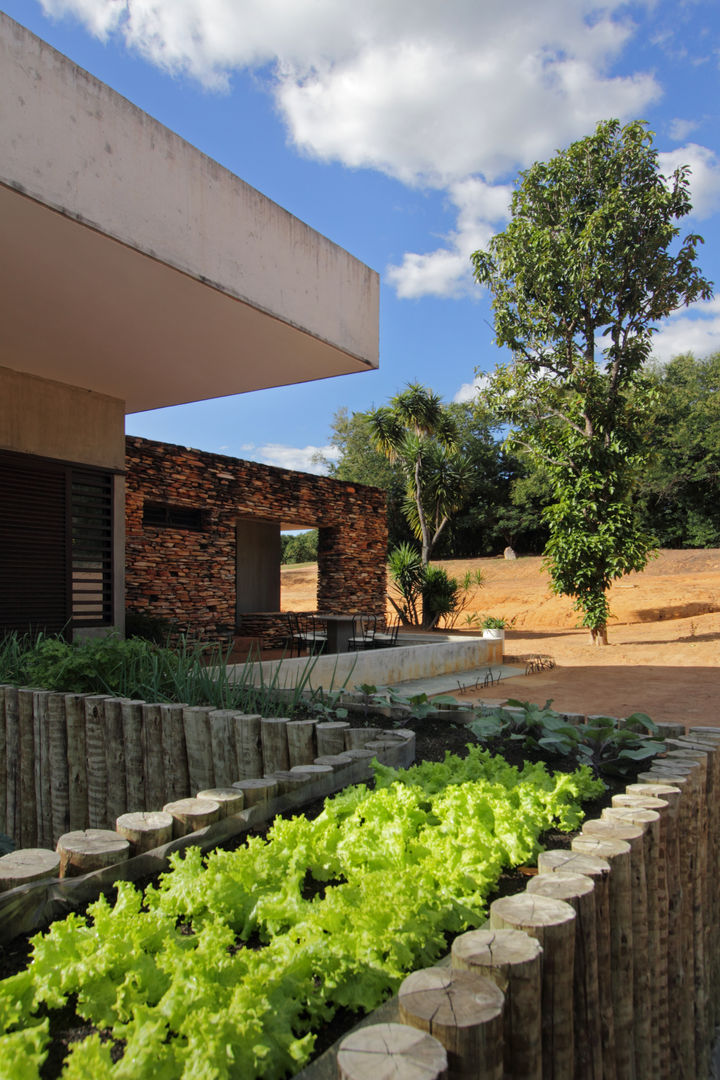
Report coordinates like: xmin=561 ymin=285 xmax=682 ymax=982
xmin=367 ymin=383 xmax=472 ymax=565
xmin=473 ymin=119 xmax=713 ymax=643
xmin=635 ymin=353 xmax=720 ymax=547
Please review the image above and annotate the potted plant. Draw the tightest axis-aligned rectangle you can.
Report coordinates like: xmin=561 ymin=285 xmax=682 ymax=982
xmin=480 ymin=616 xmax=509 ymax=641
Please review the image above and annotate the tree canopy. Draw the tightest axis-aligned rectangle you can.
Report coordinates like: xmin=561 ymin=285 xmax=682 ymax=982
xmin=367 ymin=383 xmax=472 ymax=565
xmin=473 ymin=118 xmax=713 ymax=643
xmin=635 ymin=353 xmax=720 ymax=548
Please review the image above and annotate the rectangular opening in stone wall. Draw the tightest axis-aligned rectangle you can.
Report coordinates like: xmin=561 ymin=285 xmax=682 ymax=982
xmin=142 ymin=502 xmax=206 ymax=531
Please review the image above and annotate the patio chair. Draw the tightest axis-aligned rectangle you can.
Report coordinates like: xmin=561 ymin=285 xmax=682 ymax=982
xmin=284 ymin=611 xmax=305 ymax=656
xmin=303 ymin=613 xmax=328 ymax=655
xmin=372 ymin=617 xmax=400 ymax=648
xmin=348 ymin=613 xmax=377 ymax=650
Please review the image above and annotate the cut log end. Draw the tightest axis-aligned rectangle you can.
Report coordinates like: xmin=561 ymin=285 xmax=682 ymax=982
xmin=0 ymin=848 xmax=61 ymax=891
xmin=338 ymin=1022 xmax=448 ymax=1080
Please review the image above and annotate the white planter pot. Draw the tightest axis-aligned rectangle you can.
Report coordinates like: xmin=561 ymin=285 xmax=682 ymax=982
xmin=481 ymin=628 xmax=505 ymax=642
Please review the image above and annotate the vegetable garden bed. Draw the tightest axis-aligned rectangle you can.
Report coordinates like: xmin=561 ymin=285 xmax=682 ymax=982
xmin=0 ymin=736 xmax=606 ymax=1080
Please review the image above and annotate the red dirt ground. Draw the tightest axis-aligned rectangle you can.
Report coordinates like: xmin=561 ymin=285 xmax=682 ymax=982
xmin=280 ymin=549 xmax=720 ymax=727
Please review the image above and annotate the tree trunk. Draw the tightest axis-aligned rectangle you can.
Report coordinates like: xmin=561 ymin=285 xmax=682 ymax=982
xmin=590 ymin=625 xmax=608 ymax=645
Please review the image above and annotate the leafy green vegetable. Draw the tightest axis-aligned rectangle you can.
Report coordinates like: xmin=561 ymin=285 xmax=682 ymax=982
xmin=0 ymin=749 xmax=602 ymax=1078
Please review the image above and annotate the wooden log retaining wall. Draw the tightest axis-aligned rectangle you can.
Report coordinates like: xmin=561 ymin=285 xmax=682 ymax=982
xmin=3 ymin=693 xmax=720 ymax=1078
xmin=324 ymin=725 xmax=720 ymax=1080
xmin=0 ymin=685 xmax=415 ymax=850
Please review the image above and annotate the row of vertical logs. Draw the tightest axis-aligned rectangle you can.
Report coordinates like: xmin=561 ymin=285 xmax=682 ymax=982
xmin=336 ymin=726 xmax=720 ymax=1079
xmin=0 ymin=684 xmax=414 ymax=850
xmin=0 ymin=705 xmax=415 ymax=892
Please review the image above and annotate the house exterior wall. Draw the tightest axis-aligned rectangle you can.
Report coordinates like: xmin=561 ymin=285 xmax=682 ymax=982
xmin=0 ymin=367 xmax=126 ymax=635
xmin=125 ymin=436 xmax=388 ymax=640
xmin=0 ymin=366 xmax=125 ymax=469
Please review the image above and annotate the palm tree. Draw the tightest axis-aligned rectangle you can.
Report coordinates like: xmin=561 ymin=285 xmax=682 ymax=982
xmin=367 ymin=383 xmax=471 ymax=565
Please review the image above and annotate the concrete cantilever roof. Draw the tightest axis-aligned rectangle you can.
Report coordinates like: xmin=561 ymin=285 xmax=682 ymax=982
xmin=0 ymin=13 xmax=379 ymax=414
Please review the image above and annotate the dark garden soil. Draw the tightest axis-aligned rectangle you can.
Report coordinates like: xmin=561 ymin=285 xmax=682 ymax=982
xmin=0 ymin=715 xmax=624 ymax=1078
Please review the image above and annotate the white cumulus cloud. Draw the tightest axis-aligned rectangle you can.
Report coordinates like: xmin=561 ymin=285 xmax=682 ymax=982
xmin=44 ymin=0 xmax=714 ymax=300
xmin=658 ymin=143 xmax=720 ymax=220
xmin=453 ymin=372 xmax=492 ymax=403
xmin=387 ymin=177 xmax=513 ymax=298
xmin=238 ymin=442 xmax=340 ymax=474
xmin=650 ymin=296 xmax=720 ymax=363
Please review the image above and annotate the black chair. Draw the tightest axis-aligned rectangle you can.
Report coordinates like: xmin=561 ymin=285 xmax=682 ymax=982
xmin=284 ymin=611 xmax=305 ymax=656
xmin=348 ymin=613 xmax=377 ymax=650
xmin=373 ymin=617 xmax=400 ymax=648
xmin=303 ymin=613 xmax=328 ymax=655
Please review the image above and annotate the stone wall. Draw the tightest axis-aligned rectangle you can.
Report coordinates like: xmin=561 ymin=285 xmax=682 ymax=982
xmin=125 ymin=436 xmax=388 ymax=639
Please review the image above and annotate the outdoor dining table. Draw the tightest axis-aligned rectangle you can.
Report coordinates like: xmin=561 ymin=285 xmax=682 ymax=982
xmin=314 ymin=613 xmax=357 ymax=654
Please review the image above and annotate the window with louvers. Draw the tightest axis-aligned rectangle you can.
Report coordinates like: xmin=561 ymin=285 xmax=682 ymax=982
xmin=0 ymin=450 xmax=113 ymax=635
xmin=71 ymin=470 xmax=113 ymax=627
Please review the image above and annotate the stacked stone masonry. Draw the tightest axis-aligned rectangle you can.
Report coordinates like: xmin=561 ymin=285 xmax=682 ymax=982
xmin=125 ymin=436 xmax=388 ymax=641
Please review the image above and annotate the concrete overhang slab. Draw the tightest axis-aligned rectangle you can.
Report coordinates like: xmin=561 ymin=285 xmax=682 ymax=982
xmin=1 ymin=14 xmax=379 ymax=413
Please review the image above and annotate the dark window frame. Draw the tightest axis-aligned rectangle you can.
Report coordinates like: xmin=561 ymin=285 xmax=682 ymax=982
xmin=142 ymin=501 xmax=207 ymax=531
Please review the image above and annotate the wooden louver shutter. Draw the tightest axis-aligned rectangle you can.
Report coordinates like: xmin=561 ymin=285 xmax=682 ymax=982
xmin=0 ymin=451 xmax=69 ymax=635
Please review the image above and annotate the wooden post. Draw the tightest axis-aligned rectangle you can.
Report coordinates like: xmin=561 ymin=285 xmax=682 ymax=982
xmin=159 ymin=702 xmax=189 ymax=804
xmin=102 ymin=698 xmax=127 ymax=828
xmin=337 ymin=1023 xmax=448 ymax=1080
xmin=344 ymin=726 xmax=381 ymax=750
xmin=231 ymin=777 xmax=278 ymax=808
xmin=642 ymin=766 xmax=697 ymax=1078
xmin=57 ymin=828 xmax=130 ymax=877
xmin=536 ymin=848 xmax=615 ymax=1080
xmin=47 ymin=691 xmax=70 ymax=843
xmin=65 ymin=693 xmax=89 ymax=833
xmin=289 ymin=764 xmax=334 ymax=781
xmin=611 ymin=791 xmax=671 ymax=1076
xmin=17 ymin=688 xmax=37 ymax=848
xmin=32 ymin=690 xmax=53 ymax=849
xmin=4 ymin=687 xmax=20 ymax=844
xmin=286 ymin=719 xmax=317 ymax=766
xmin=267 ymin=771 xmax=313 ymax=796
xmin=208 ymin=710 xmax=239 ymax=788
xmin=316 ymin=721 xmax=350 ymax=756
xmin=231 ymin=713 xmax=263 ymax=779
xmin=115 ymin=810 xmax=174 ymax=853
xmin=570 ymin=834 xmax=632 ymax=1080
xmin=682 ymin=732 xmax=720 ymax=1030
xmin=84 ymin=696 xmax=110 ymax=829
xmin=398 ymin=967 xmax=504 ymax=1080
xmin=162 ymin=797 xmax=220 ymax=838
xmin=490 ymin=892 xmax=576 ymax=1080
xmin=196 ymin=787 xmax=245 ymax=817
xmin=0 ymin=848 xmax=60 ymax=891
xmin=314 ymin=753 xmax=354 ymax=778
xmin=121 ymin=698 xmax=146 ymax=813
xmin=663 ymin=752 xmax=712 ymax=1077
xmin=182 ymin=707 xmax=215 ymax=794
xmin=527 ymin=871 xmax=602 ymax=1080
xmin=140 ymin=703 xmax=165 ymax=812
xmin=260 ymin=717 xmax=290 ymax=775
xmin=583 ymin=818 xmax=653 ymax=1079
xmin=451 ymin=927 xmax=542 ymax=1080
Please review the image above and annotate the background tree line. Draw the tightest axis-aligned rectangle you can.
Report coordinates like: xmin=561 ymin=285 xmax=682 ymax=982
xmin=305 ymin=351 xmax=720 ymax=562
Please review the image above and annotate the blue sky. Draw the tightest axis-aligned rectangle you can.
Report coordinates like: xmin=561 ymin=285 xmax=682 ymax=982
xmin=5 ymin=0 xmax=720 ymax=473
